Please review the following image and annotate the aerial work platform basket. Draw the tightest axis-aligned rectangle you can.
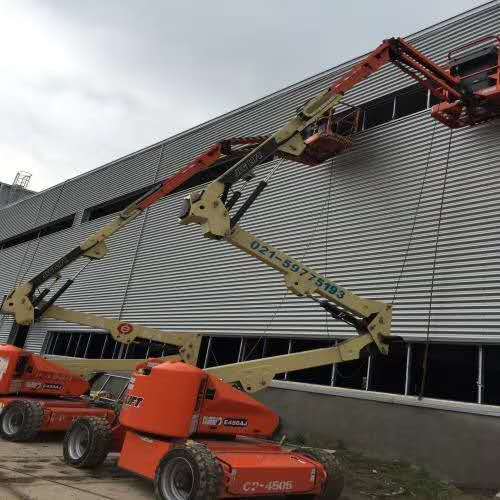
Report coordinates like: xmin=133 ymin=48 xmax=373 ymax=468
xmin=432 ymin=35 xmax=500 ymax=127
xmin=281 ymin=107 xmax=362 ymax=166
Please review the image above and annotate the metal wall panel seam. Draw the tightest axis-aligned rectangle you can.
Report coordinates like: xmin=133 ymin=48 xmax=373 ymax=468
xmin=117 ymin=143 xmax=166 ymax=323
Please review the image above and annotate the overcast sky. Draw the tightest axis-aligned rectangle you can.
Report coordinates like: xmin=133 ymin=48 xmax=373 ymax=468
xmin=0 ymin=0 xmax=485 ymax=192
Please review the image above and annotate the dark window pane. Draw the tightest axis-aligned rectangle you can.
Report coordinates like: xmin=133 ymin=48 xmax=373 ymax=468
xmin=66 ymin=334 xmax=81 ymax=356
xmin=52 ymin=333 xmax=70 ymax=355
xmin=85 ymin=334 xmax=106 ymax=359
xmin=125 ymin=339 xmax=148 ymax=359
xmin=364 ymin=99 xmax=394 ymax=129
xmin=335 ymin=356 xmax=368 ymax=390
xmin=102 ymin=336 xmax=118 ymax=358
xmin=370 ymin=342 xmax=406 ymax=394
xmin=287 ymin=339 xmax=334 ymax=385
xmin=82 ymin=185 xmax=155 ymax=222
xmin=149 ymin=340 xmax=169 ymax=359
xmin=81 ymin=152 xmax=276 ymax=223
xmin=409 ymin=343 xmax=477 ymax=402
xmin=205 ymin=337 xmax=241 ymax=367
xmin=394 ymin=85 xmax=428 ymax=118
xmin=241 ymin=338 xmax=266 ymax=361
xmin=429 ymin=93 xmax=442 ymax=107
xmin=0 ymin=215 xmax=75 ymax=250
xmin=483 ymin=345 xmax=500 ymax=405
xmin=197 ymin=336 xmax=211 ymax=368
xmin=75 ymin=333 xmax=92 ymax=357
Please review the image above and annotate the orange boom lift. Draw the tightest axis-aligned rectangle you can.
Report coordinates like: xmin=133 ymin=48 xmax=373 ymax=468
xmin=60 ymin=35 xmax=499 ymax=500
xmin=0 ymin=138 xmax=268 ymax=441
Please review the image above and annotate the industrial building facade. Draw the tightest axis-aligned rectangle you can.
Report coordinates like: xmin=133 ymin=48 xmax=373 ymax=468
xmin=1 ymin=1 xmax=500 ymax=417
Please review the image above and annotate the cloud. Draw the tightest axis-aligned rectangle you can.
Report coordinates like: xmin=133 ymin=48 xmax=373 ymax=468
xmin=0 ymin=0 xmax=483 ymax=191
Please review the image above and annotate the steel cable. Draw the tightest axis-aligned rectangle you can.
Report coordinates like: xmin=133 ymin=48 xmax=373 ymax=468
xmin=419 ymin=128 xmax=454 ymax=400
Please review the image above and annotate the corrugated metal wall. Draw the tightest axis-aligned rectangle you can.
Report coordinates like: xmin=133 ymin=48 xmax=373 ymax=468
xmin=0 ymin=1 xmax=499 ymax=352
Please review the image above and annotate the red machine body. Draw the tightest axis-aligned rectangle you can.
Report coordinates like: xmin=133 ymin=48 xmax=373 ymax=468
xmin=333 ymin=36 xmax=500 ymax=129
xmin=115 ymin=360 xmax=332 ymax=498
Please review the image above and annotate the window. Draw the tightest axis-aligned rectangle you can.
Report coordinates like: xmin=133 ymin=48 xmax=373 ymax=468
xmin=361 ymin=84 xmax=431 ymax=131
xmin=363 ymin=97 xmax=395 ymax=129
xmin=82 ymin=185 xmax=155 ymax=223
xmin=43 ymin=331 xmax=119 ymax=359
xmin=394 ymin=85 xmax=428 ymax=119
xmin=241 ymin=337 xmax=267 ymax=361
xmin=81 ymin=150 xmax=273 ymax=223
xmin=123 ymin=338 xmax=178 ymax=359
xmin=204 ymin=336 xmax=242 ymax=367
xmin=335 ymin=356 xmax=369 ymax=390
xmin=482 ymin=345 xmax=500 ymax=405
xmin=197 ymin=336 xmax=211 ymax=368
xmin=408 ymin=343 xmax=478 ymax=403
xmin=0 ymin=214 xmax=75 ymax=251
xmin=369 ymin=341 xmax=407 ymax=394
xmin=43 ymin=331 xmax=185 ymax=360
xmin=42 ymin=329 xmax=496 ymax=408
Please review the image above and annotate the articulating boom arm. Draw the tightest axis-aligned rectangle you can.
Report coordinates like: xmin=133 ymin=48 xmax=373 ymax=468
xmin=227 ymin=226 xmax=392 ymax=348
xmin=179 ymin=37 xmax=496 ymax=241
xmin=177 ymin=41 xmax=458 ymax=362
xmin=38 ymin=304 xmax=202 ymax=365
xmin=180 ymin=202 xmax=393 ymax=355
xmin=179 ymin=38 xmax=470 ymax=230
xmin=207 ymin=333 xmax=383 ymax=393
xmin=1 ymin=137 xmax=266 ymax=327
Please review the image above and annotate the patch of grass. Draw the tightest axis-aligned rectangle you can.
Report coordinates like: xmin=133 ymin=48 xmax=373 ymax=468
xmin=337 ymin=450 xmax=462 ymax=499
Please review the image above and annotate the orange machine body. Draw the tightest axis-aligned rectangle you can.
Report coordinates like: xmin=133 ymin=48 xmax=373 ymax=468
xmin=0 ymin=345 xmax=89 ymax=397
xmin=119 ymin=361 xmax=279 ymax=439
xmin=0 ymin=396 xmax=116 ymax=431
xmin=117 ymin=361 xmax=330 ymax=497
xmin=119 ymin=432 xmax=326 ymax=498
xmin=0 ymin=345 xmax=121 ymax=435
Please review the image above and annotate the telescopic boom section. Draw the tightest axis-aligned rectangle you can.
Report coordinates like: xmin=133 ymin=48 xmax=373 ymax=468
xmin=38 ymin=304 xmax=202 ymax=365
xmin=204 ymin=228 xmax=397 ymax=393
xmin=1 ymin=138 xmax=265 ymax=327
xmin=207 ymin=333 xmax=382 ymax=393
xmin=179 ymin=41 xmax=462 ymax=360
xmin=180 ymin=204 xmax=393 ymax=356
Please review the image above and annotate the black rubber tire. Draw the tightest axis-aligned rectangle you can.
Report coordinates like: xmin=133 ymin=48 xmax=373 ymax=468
xmin=63 ymin=417 xmax=112 ymax=468
xmin=291 ymin=447 xmax=344 ymax=500
xmin=0 ymin=400 xmax=44 ymax=442
xmin=154 ymin=441 xmax=223 ymax=500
